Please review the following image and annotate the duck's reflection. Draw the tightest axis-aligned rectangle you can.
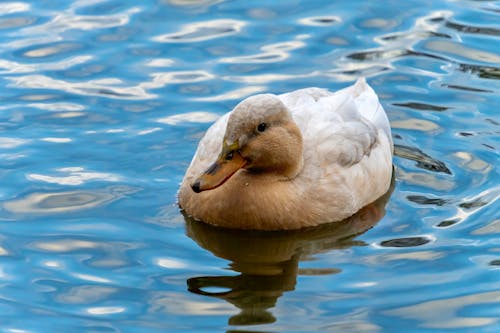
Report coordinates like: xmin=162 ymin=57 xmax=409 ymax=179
xmin=185 ymin=181 xmax=393 ymax=326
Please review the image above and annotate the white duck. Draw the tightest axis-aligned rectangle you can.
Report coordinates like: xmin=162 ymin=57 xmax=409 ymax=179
xmin=178 ymin=78 xmax=393 ymax=230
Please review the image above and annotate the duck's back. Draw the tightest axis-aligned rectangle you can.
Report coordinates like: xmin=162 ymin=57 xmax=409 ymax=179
xmin=279 ymin=78 xmax=392 ymax=153
xmin=279 ymin=78 xmax=393 ymax=222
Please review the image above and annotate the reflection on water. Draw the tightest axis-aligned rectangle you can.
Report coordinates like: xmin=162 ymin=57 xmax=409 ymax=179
xmin=185 ymin=183 xmax=393 ymax=326
xmin=0 ymin=0 xmax=499 ymax=332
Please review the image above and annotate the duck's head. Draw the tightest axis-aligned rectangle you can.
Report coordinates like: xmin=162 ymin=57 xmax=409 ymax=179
xmin=191 ymin=94 xmax=303 ymax=193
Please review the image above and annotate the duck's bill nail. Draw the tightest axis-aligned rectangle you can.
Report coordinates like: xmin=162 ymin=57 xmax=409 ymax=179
xmin=191 ymin=151 xmax=247 ymax=193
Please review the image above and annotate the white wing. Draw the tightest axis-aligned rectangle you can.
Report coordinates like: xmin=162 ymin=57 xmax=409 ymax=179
xmin=184 ymin=113 xmax=228 ymax=179
xmin=279 ymin=78 xmax=393 ymax=217
xmin=280 ymin=78 xmax=392 ymax=172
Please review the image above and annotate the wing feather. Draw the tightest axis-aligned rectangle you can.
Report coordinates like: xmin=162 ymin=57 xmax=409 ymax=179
xmin=185 ymin=113 xmax=228 ymax=178
xmin=280 ymin=78 xmax=391 ymax=176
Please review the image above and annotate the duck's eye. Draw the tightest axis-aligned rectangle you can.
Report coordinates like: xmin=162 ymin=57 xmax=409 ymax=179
xmin=257 ymin=122 xmax=267 ymax=132
xmin=225 ymin=151 xmax=234 ymax=160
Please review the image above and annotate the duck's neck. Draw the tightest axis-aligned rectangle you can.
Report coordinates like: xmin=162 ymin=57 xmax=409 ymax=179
xmin=244 ymin=121 xmax=304 ymax=181
xmin=271 ymin=121 xmax=304 ymax=180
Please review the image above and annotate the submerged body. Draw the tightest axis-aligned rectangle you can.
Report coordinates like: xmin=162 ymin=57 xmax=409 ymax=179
xmin=178 ymin=78 xmax=393 ymax=230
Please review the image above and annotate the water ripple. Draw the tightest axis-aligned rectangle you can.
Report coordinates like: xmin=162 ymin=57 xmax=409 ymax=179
xmin=157 ymin=111 xmax=219 ymax=125
xmin=148 ymin=70 xmax=214 ymax=84
xmin=298 ymin=16 xmax=341 ymax=26
xmin=19 ymin=5 xmax=140 ymax=35
xmin=0 ymin=2 xmax=30 ymax=14
xmin=0 ymin=55 xmax=92 ymax=74
xmin=193 ymin=86 xmax=266 ymax=101
xmin=0 ymin=0 xmax=498 ymax=332
xmin=8 ymin=75 xmax=154 ymax=99
xmin=220 ymin=40 xmax=306 ymax=64
xmin=153 ymin=19 xmax=246 ymax=43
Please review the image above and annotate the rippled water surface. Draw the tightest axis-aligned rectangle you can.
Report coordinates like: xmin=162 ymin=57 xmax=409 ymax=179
xmin=1 ymin=0 xmax=499 ymax=332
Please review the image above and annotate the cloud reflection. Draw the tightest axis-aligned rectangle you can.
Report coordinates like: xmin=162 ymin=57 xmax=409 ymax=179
xmin=424 ymin=40 xmax=500 ymax=64
xmin=149 ymin=291 xmax=235 ymax=316
xmin=385 ymin=291 xmax=500 ymax=328
xmin=3 ymin=185 xmax=137 ymax=214
xmin=391 ymin=118 xmax=440 ymax=131
xmin=27 ymin=167 xmax=121 ymax=185
xmin=472 ymin=219 xmax=500 ymax=235
xmin=157 ymin=111 xmax=219 ymax=125
xmin=0 ymin=2 xmax=30 ymax=15
xmin=86 ymin=306 xmax=125 ymax=315
xmin=0 ymin=137 xmax=29 ymax=148
xmin=56 ymin=285 xmax=117 ymax=305
xmin=165 ymin=0 xmax=223 ymax=7
xmin=22 ymin=42 xmax=81 ymax=58
xmin=40 ymin=137 xmax=72 ymax=143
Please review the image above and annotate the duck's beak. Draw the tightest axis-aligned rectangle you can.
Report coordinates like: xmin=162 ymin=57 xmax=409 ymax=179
xmin=191 ymin=144 xmax=247 ymax=193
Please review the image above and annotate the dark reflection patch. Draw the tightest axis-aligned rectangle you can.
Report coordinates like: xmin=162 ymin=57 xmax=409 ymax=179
xmin=394 ymin=144 xmax=452 ymax=174
xmin=445 ymin=20 xmax=500 ymax=36
xmin=393 ymin=102 xmax=449 ymax=112
xmin=407 ymin=195 xmax=450 ymax=206
xmin=437 ymin=219 xmax=460 ymax=227
xmin=442 ymin=84 xmax=493 ymax=93
xmin=459 ymin=64 xmax=500 ymax=80
xmin=459 ymin=199 xmax=488 ymax=209
xmin=380 ymin=237 xmax=431 ymax=248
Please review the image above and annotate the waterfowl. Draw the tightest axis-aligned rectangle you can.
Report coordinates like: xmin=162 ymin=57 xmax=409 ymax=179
xmin=178 ymin=78 xmax=393 ymax=230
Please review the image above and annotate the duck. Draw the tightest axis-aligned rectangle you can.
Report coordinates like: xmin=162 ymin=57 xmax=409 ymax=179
xmin=178 ymin=78 xmax=393 ymax=230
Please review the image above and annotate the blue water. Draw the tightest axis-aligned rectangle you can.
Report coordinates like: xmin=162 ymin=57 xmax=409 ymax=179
xmin=0 ymin=0 xmax=499 ymax=332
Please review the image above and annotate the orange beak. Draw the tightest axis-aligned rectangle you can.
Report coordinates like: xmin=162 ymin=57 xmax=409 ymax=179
xmin=191 ymin=145 xmax=247 ymax=193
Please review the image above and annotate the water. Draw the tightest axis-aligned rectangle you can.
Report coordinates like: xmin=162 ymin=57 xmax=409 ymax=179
xmin=0 ymin=0 xmax=499 ymax=332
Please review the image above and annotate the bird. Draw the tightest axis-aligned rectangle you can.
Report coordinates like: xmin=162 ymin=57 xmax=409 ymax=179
xmin=178 ymin=78 xmax=393 ymax=230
